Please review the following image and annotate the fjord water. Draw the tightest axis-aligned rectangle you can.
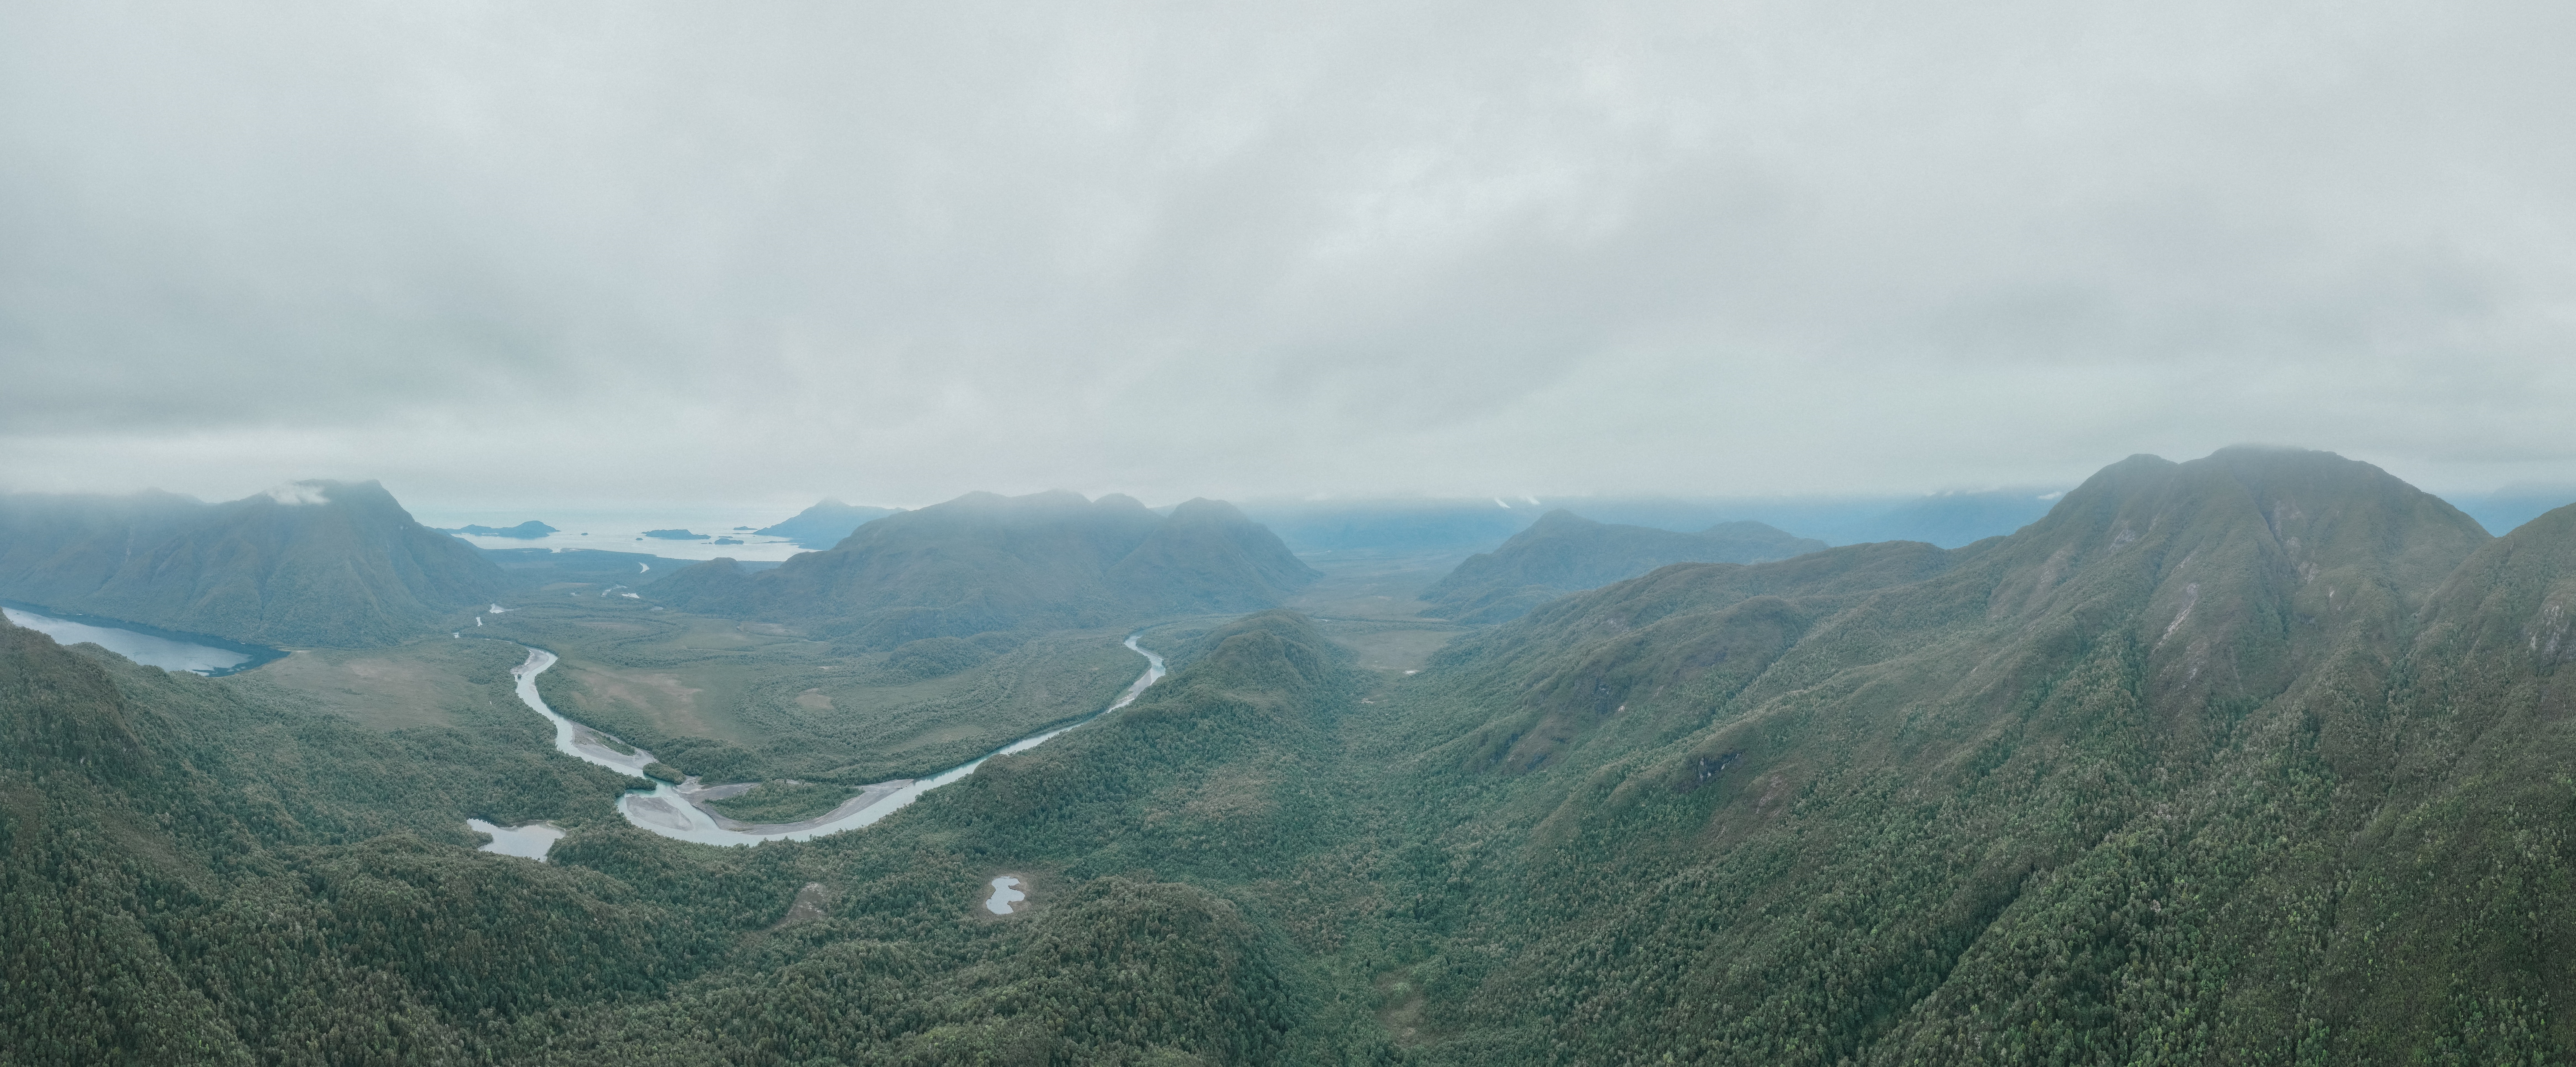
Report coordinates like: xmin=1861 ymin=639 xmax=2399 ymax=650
xmin=1 ymin=605 xmax=264 ymax=676
xmin=424 ymin=506 xmax=819 ymax=562
xmin=487 ymin=635 xmax=1167 ymax=852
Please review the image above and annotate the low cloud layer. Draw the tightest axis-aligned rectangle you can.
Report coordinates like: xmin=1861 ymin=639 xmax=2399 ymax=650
xmin=4 ymin=1 xmax=2571 ymax=510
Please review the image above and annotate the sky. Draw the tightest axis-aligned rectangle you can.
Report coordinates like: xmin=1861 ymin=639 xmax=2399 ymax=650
xmin=4 ymin=1 xmax=2572 ymax=512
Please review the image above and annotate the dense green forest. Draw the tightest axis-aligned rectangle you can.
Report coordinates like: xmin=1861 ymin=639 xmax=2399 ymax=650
xmin=11 ymin=447 xmax=2576 ymax=1063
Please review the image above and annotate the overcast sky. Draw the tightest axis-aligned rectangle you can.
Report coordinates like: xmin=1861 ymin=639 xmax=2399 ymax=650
xmin=4 ymin=1 xmax=2571 ymax=511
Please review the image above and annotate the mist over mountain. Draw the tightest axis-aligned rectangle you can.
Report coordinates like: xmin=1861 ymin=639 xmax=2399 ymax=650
xmin=1243 ymin=489 xmax=2065 ymax=558
xmin=1419 ymin=509 xmax=1826 ymax=622
xmin=0 ymin=480 xmax=501 ymax=646
xmin=657 ymin=490 xmax=1316 ymax=647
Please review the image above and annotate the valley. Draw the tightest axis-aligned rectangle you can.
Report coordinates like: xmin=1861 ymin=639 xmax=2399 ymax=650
xmin=13 ymin=452 xmax=2576 ymax=1063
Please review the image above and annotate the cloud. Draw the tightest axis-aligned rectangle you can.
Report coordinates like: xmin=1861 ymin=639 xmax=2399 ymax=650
xmin=3 ymin=1 xmax=2573 ymax=509
xmin=263 ymin=482 xmax=332 ymax=506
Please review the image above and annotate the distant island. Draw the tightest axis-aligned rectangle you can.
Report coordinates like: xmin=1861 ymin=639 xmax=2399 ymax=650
xmin=439 ymin=521 xmax=558 ymax=539
xmin=755 ymin=499 xmax=906 ymax=548
xmin=642 ymin=529 xmax=711 ymax=540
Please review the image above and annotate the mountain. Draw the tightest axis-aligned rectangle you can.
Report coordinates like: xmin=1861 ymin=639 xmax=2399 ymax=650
xmin=1418 ymin=509 xmax=1827 ymax=621
xmin=1518 ymin=491 xmax=2067 ymax=548
xmin=28 ymin=446 xmax=2576 ymax=1064
xmin=1343 ymin=445 xmax=2576 ymax=1061
xmin=657 ymin=490 xmax=1316 ymax=646
xmin=1237 ymin=491 xmax=2066 ymax=557
xmin=0 ymin=480 xmax=501 ymax=646
xmin=755 ymin=498 xmax=905 ymax=548
xmin=1240 ymin=497 xmax=1548 ymax=554
xmin=1105 ymin=497 xmax=1324 ymax=613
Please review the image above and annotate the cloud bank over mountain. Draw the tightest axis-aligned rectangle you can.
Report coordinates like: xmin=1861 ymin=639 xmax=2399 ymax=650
xmin=4 ymin=1 xmax=2572 ymax=508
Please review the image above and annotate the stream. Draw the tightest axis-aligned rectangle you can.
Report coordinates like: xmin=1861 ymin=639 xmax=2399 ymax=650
xmin=473 ymin=635 xmax=1167 ymax=854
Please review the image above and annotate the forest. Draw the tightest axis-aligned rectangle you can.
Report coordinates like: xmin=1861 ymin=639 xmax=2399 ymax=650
xmin=10 ymin=448 xmax=2576 ymax=1064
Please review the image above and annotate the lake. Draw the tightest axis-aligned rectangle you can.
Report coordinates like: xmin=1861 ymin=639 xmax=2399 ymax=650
xmin=2 ymin=603 xmax=284 ymax=677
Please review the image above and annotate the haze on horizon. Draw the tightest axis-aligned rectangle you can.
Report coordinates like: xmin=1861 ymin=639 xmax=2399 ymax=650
xmin=5 ymin=1 xmax=2572 ymax=513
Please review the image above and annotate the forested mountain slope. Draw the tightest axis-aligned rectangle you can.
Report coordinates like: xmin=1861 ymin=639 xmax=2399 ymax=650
xmin=0 ymin=609 xmax=1374 ymax=1065
xmin=656 ymin=490 xmax=1317 ymax=647
xmin=1419 ymin=509 xmax=1828 ymax=622
xmin=18 ymin=446 xmax=2576 ymax=1065
xmin=0 ymin=615 xmax=667 ymax=1064
xmin=0 ymin=480 xmax=501 ymax=646
xmin=1360 ymin=445 xmax=2576 ymax=1063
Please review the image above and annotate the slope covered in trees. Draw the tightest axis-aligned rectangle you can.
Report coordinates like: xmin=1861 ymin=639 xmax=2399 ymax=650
xmin=18 ymin=447 xmax=2576 ymax=1064
xmin=657 ymin=490 xmax=1318 ymax=647
xmin=1419 ymin=508 xmax=1828 ymax=621
xmin=0 ymin=480 xmax=499 ymax=647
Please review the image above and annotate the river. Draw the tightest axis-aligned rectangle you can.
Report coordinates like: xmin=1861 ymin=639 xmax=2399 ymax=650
xmin=477 ymin=635 xmax=1167 ymax=854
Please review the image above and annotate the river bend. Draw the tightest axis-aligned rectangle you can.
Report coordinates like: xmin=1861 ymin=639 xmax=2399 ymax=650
xmin=478 ymin=636 xmax=1166 ymax=850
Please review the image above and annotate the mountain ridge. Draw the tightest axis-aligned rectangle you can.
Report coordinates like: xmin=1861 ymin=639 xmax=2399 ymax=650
xmin=0 ymin=480 xmax=502 ymax=647
xmin=1419 ymin=509 xmax=1828 ymax=622
xmin=656 ymin=490 xmax=1317 ymax=647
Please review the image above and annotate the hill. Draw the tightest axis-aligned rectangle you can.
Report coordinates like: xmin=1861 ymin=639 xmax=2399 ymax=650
xmin=1418 ymin=509 xmax=1826 ymax=621
xmin=754 ymin=498 xmax=905 ymax=548
xmin=657 ymin=490 xmax=1316 ymax=647
xmin=0 ymin=480 xmax=501 ymax=647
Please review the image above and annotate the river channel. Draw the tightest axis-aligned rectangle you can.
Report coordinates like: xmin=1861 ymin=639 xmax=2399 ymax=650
xmin=484 ymin=636 xmax=1167 ymax=852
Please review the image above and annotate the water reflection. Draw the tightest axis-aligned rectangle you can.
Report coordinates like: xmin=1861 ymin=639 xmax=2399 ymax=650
xmin=2 ymin=605 xmax=273 ymax=676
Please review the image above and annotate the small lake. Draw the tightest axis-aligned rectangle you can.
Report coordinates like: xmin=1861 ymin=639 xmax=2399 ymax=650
xmin=468 ymin=819 xmax=566 ymax=860
xmin=985 ymin=876 xmax=1026 ymax=915
xmin=2 ymin=603 xmax=284 ymax=677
